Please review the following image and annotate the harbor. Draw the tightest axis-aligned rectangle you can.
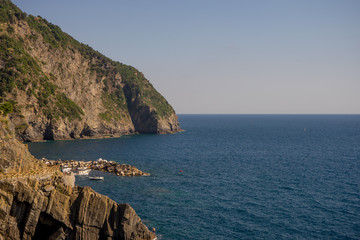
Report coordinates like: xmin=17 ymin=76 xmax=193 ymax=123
xmin=41 ymin=158 xmax=151 ymax=177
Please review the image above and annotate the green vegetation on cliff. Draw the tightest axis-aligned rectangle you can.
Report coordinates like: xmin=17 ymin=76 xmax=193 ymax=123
xmin=99 ymin=91 xmax=128 ymax=123
xmin=27 ymin=15 xmax=69 ymax=49
xmin=0 ymin=31 xmax=84 ymax=122
xmin=26 ymin=13 xmax=101 ymax=59
xmin=0 ymin=34 xmax=40 ymax=96
xmin=54 ymin=93 xmax=84 ymax=121
xmin=0 ymin=101 xmax=13 ymax=115
xmin=116 ymin=64 xmax=174 ymax=118
xmin=0 ymin=0 xmax=24 ymax=24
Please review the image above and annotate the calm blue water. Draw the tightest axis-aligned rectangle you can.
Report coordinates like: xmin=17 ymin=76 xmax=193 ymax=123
xmin=28 ymin=115 xmax=360 ymax=239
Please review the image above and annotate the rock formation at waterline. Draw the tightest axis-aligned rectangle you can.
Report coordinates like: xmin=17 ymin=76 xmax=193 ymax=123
xmin=0 ymin=114 xmax=155 ymax=240
xmin=0 ymin=180 xmax=155 ymax=240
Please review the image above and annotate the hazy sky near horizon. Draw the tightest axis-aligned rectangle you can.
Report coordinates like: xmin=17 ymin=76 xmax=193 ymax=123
xmin=13 ymin=0 xmax=360 ymax=114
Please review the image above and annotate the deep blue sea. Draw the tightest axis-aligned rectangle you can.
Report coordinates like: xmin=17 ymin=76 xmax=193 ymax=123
xmin=28 ymin=115 xmax=360 ymax=240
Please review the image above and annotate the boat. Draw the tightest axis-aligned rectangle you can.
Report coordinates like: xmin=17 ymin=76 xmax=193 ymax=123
xmin=89 ymin=176 xmax=104 ymax=180
xmin=75 ymin=169 xmax=91 ymax=176
xmin=77 ymin=167 xmax=89 ymax=171
xmin=61 ymin=167 xmax=72 ymax=173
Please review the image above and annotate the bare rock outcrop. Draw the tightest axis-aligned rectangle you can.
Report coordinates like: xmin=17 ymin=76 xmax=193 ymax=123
xmin=157 ymin=113 xmax=182 ymax=134
xmin=0 ymin=179 xmax=155 ymax=240
xmin=0 ymin=113 xmax=155 ymax=240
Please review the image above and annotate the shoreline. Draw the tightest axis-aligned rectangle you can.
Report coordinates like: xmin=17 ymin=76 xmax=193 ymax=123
xmin=23 ymin=129 xmax=184 ymax=143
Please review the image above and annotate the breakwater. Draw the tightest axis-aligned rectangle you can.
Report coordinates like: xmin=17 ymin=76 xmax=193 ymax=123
xmin=42 ymin=158 xmax=150 ymax=177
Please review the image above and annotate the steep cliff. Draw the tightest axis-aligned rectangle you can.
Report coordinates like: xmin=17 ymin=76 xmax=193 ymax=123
xmin=0 ymin=180 xmax=156 ymax=240
xmin=0 ymin=113 xmax=155 ymax=240
xmin=0 ymin=0 xmax=181 ymax=142
xmin=0 ymin=109 xmax=50 ymax=177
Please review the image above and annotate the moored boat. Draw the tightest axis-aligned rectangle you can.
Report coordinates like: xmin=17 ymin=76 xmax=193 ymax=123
xmin=89 ymin=176 xmax=104 ymax=180
xmin=75 ymin=169 xmax=91 ymax=176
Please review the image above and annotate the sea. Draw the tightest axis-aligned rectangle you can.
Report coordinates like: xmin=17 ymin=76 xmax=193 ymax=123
xmin=28 ymin=114 xmax=360 ymax=240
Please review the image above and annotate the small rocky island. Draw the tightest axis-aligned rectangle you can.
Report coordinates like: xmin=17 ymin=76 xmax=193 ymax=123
xmin=42 ymin=158 xmax=151 ymax=177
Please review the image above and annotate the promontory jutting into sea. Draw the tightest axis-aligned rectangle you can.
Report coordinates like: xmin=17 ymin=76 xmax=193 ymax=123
xmin=1 ymin=0 xmax=360 ymax=239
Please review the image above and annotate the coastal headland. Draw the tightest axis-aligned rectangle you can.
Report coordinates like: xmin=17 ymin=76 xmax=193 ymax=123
xmin=0 ymin=0 xmax=181 ymax=142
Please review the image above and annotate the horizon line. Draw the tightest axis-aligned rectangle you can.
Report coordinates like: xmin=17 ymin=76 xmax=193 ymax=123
xmin=176 ymin=113 xmax=360 ymax=115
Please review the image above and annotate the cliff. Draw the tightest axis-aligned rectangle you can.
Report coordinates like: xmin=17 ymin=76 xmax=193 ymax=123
xmin=0 ymin=0 xmax=181 ymax=142
xmin=0 ymin=180 xmax=155 ymax=240
xmin=0 ymin=113 xmax=156 ymax=240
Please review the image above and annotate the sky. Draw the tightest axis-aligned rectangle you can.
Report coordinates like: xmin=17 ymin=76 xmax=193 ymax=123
xmin=12 ymin=0 xmax=360 ymax=114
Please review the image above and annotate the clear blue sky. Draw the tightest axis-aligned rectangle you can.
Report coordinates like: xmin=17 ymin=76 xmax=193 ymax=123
xmin=13 ymin=0 xmax=360 ymax=114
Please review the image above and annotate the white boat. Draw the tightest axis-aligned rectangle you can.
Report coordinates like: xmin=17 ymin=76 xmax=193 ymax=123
xmin=97 ymin=158 xmax=108 ymax=163
xmin=89 ymin=176 xmax=104 ymax=180
xmin=77 ymin=167 xmax=89 ymax=171
xmin=75 ymin=169 xmax=91 ymax=176
xmin=61 ymin=167 xmax=72 ymax=173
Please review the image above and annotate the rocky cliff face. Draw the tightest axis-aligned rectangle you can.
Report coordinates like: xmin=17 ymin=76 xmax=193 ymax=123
xmin=0 ymin=180 xmax=155 ymax=240
xmin=0 ymin=0 xmax=181 ymax=142
xmin=0 ymin=114 xmax=155 ymax=240
xmin=0 ymin=113 xmax=50 ymax=177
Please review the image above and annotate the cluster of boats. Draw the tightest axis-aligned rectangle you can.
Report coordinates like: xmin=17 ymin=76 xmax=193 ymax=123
xmin=61 ymin=166 xmax=104 ymax=180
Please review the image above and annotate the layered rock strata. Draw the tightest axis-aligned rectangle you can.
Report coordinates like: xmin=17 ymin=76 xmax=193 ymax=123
xmin=0 ymin=113 xmax=155 ymax=240
xmin=0 ymin=178 xmax=155 ymax=240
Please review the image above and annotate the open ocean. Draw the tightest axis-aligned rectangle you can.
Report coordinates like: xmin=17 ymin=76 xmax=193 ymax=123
xmin=28 ymin=114 xmax=360 ymax=240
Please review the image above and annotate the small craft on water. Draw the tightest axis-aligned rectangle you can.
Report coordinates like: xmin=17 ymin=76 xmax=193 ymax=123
xmin=61 ymin=167 xmax=72 ymax=173
xmin=89 ymin=176 xmax=104 ymax=180
xmin=77 ymin=167 xmax=89 ymax=171
xmin=75 ymin=169 xmax=91 ymax=176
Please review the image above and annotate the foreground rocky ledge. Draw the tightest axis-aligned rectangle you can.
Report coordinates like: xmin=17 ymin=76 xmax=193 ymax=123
xmin=43 ymin=158 xmax=151 ymax=177
xmin=1 ymin=110 xmax=156 ymax=240
xmin=0 ymin=174 xmax=156 ymax=240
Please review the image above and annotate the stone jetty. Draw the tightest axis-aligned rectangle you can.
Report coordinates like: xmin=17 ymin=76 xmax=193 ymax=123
xmin=42 ymin=158 xmax=150 ymax=177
